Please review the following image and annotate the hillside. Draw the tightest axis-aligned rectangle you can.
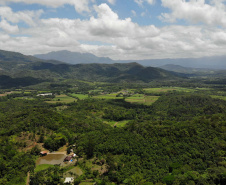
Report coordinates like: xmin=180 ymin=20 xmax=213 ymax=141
xmin=158 ymin=64 xmax=219 ymax=75
xmin=0 ymin=49 xmax=40 ymax=63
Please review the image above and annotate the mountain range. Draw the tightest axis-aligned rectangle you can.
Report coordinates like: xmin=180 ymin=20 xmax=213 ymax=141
xmin=0 ymin=50 xmax=184 ymax=88
xmin=34 ymin=50 xmax=226 ymax=69
xmin=35 ymin=50 xmax=113 ymax=64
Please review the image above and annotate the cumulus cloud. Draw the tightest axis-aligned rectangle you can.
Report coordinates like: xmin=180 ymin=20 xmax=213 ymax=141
xmin=0 ymin=6 xmax=43 ymax=26
xmin=0 ymin=19 xmax=19 ymax=33
xmin=0 ymin=0 xmax=94 ymax=13
xmin=134 ymin=0 xmax=155 ymax=7
xmin=160 ymin=0 xmax=226 ymax=27
xmin=89 ymin=3 xmax=159 ymax=38
xmin=1 ymin=3 xmax=226 ymax=60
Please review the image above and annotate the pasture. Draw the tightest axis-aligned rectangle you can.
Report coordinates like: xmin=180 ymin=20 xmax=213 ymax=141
xmin=211 ymin=95 xmax=226 ymax=101
xmin=69 ymin=93 xmax=89 ymax=99
xmin=104 ymin=120 xmax=130 ymax=127
xmin=125 ymin=94 xmax=159 ymax=105
xmin=143 ymin=87 xmax=196 ymax=93
xmin=93 ymin=93 xmax=123 ymax=100
xmin=47 ymin=94 xmax=76 ymax=103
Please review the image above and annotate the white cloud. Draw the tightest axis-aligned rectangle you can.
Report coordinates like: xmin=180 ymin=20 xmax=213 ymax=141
xmin=160 ymin=0 xmax=226 ymax=27
xmin=134 ymin=0 xmax=155 ymax=7
xmin=0 ymin=0 xmax=94 ymax=14
xmin=1 ymin=3 xmax=226 ymax=60
xmin=89 ymin=4 xmax=159 ymax=38
xmin=135 ymin=0 xmax=143 ymax=7
xmin=131 ymin=10 xmax=137 ymax=16
xmin=107 ymin=0 xmax=116 ymax=5
xmin=0 ymin=19 xmax=19 ymax=33
xmin=0 ymin=6 xmax=43 ymax=26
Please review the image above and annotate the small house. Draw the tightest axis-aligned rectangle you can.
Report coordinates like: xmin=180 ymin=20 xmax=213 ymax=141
xmin=40 ymin=151 xmax=48 ymax=156
xmin=64 ymin=156 xmax=72 ymax=162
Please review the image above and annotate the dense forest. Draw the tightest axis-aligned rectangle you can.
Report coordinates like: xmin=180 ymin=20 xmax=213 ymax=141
xmin=0 ymin=89 xmax=226 ymax=184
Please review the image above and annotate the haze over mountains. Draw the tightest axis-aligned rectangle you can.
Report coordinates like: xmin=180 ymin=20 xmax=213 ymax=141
xmin=0 ymin=49 xmax=225 ymax=88
xmin=0 ymin=49 xmax=185 ymax=88
xmin=34 ymin=50 xmax=226 ymax=69
xmin=35 ymin=50 xmax=113 ymax=64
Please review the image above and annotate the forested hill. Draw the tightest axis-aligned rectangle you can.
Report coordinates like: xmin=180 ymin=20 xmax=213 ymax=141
xmin=0 ymin=50 xmax=184 ymax=87
xmin=0 ymin=49 xmax=40 ymax=63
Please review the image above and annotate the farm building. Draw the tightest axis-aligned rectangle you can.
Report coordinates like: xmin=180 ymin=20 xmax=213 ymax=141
xmin=64 ymin=177 xmax=74 ymax=184
xmin=64 ymin=155 xmax=72 ymax=162
xmin=40 ymin=151 xmax=48 ymax=156
xmin=37 ymin=93 xmax=53 ymax=96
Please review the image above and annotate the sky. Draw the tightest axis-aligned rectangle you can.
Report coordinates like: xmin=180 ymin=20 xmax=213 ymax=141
xmin=0 ymin=0 xmax=226 ymax=60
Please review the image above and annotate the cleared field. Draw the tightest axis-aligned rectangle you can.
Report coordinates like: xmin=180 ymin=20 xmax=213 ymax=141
xmin=34 ymin=164 xmax=53 ymax=172
xmin=79 ymin=182 xmax=94 ymax=185
xmin=116 ymin=120 xmax=130 ymax=127
xmin=144 ymin=96 xmax=160 ymax=105
xmin=126 ymin=98 xmax=145 ymax=104
xmin=125 ymin=94 xmax=159 ymax=105
xmin=104 ymin=120 xmax=130 ymax=127
xmin=0 ymin=91 xmax=20 ymax=96
xmin=69 ymin=93 xmax=89 ymax=99
xmin=211 ymin=95 xmax=226 ymax=101
xmin=127 ymin=94 xmax=144 ymax=99
xmin=64 ymin=166 xmax=83 ymax=177
xmin=93 ymin=94 xmax=123 ymax=100
xmin=143 ymin=87 xmax=196 ymax=93
xmin=47 ymin=94 xmax=76 ymax=103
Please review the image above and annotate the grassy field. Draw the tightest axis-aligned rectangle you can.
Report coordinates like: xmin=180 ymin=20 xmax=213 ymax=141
xmin=69 ymin=93 xmax=89 ymax=99
xmin=0 ymin=91 xmax=21 ymax=96
xmin=144 ymin=96 xmax=160 ymax=105
xmin=34 ymin=164 xmax=53 ymax=172
xmin=125 ymin=94 xmax=159 ymax=105
xmin=211 ymin=95 xmax=226 ymax=101
xmin=125 ymin=94 xmax=145 ymax=104
xmin=104 ymin=120 xmax=130 ymax=127
xmin=47 ymin=94 xmax=76 ymax=103
xmin=63 ymin=166 xmax=83 ymax=177
xmin=93 ymin=93 xmax=123 ymax=100
xmin=79 ymin=182 xmax=94 ymax=185
xmin=143 ymin=87 xmax=196 ymax=93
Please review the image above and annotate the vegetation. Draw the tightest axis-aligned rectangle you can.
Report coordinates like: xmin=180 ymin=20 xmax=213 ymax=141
xmin=0 ymin=50 xmax=226 ymax=184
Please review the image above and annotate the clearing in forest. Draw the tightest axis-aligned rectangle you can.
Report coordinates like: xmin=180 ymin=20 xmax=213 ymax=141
xmin=47 ymin=94 xmax=76 ymax=103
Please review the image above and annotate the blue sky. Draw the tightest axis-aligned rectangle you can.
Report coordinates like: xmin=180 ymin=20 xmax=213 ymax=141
xmin=0 ymin=0 xmax=226 ymax=60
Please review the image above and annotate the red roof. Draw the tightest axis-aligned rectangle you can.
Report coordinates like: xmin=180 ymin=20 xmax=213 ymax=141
xmin=40 ymin=151 xmax=48 ymax=154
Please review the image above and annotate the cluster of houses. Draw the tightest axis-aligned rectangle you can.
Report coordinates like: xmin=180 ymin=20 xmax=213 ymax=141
xmin=39 ymin=151 xmax=77 ymax=184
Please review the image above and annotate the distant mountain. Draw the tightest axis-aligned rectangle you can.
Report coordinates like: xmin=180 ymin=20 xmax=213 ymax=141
xmin=119 ymin=55 xmax=226 ymax=69
xmin=158 ymin=64 xmax=218 ymax=75
xmin=0 ymin=50 xmax=185 ymax=88
xmin=35 ymin=50 xmax=226 ymax=69
xmin=35 ymin=50 xmax=114 ymax=64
